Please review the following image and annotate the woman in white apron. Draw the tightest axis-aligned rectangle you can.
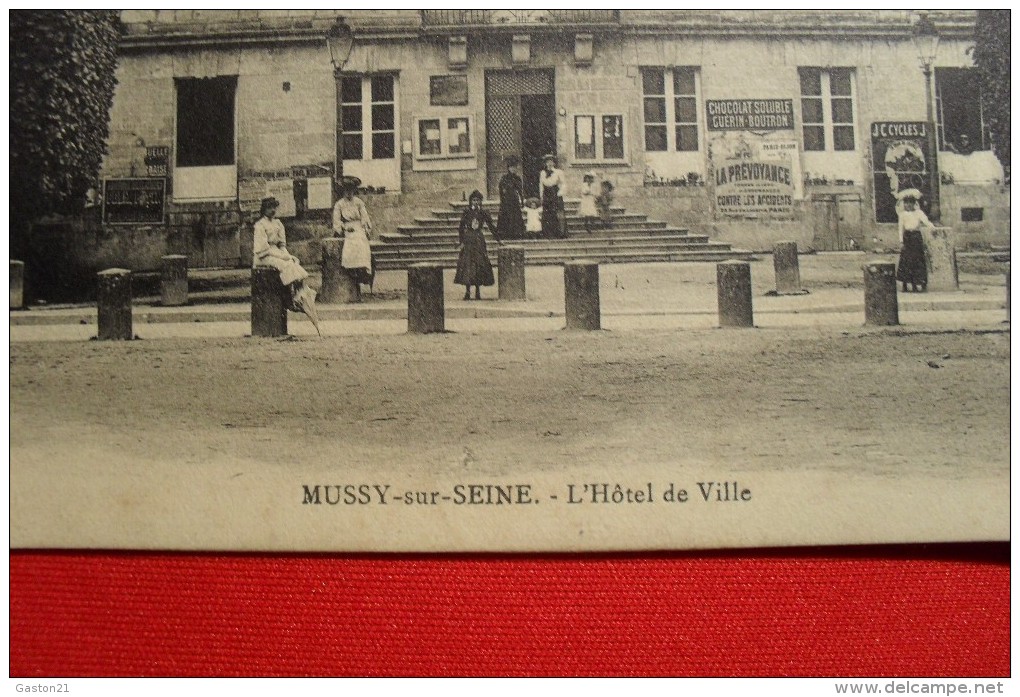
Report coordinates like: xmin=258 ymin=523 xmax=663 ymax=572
xmin=332 ymin=178 xmax=374 ymax=288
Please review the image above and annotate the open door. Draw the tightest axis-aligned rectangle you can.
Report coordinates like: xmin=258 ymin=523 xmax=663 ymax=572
xmin=485 ymin=69 xmax=555 ymax=198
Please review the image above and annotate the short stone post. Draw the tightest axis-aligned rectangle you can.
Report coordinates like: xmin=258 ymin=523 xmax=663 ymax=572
xmin=564 ymin=261 xmax=600 ymax=330
xmin=498 ymin=246 xmax=526 ymax=301
xmin=97 ymin=268 xmax=133 ymax=340
xmin=160 ymin=254 xmax=188 ymax=306
xmin=10 ymin=260 xmax=24 ymax=309
xmin=407 ymin=263 xmax=444 ymax=334
xmin=863 ymin=263 xmax=899 ymax=326
xmin=1006 ymin=269 xmax=1010 ymax=322
xmin=320 ymin=237 xmax=361 ymax=304
xmin=773 ymin=241 xmax=802 ymax=295
xmin=717 ymin=260 xmax=753 ymax=328
xmin=251 ymin=266 xmax=288 ymax=337
xmin=924 ymin=227 xmax=959 ymax=292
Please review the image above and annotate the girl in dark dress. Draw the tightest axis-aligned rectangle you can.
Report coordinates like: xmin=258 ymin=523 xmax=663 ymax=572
xmin=496 ymin=156 xmax=525 ymax=240
xmin=455 ymin=190 xmax=498 ymax=300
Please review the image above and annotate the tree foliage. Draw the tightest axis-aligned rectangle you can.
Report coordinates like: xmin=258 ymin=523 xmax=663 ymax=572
xmin=972 ymin=10 xmax=1010 ymax=176
xmin=10 ymin=11 xmax=121 ymax=225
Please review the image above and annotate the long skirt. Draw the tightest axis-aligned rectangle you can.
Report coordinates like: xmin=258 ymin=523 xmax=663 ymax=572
xmin=496 ymin=199 xmax=525 ymax=240
xmin=454 ymin=232 xmax=495 ymax=287
xmin=341 ymin=226 xmax=374 ymax=285
xmin=896 ymin=229 xmax=928 ymax=286
xmin=255 ymin=254 xmax=308 ymax=287
xmin=541 ymin=194 xmax=565 ymax=238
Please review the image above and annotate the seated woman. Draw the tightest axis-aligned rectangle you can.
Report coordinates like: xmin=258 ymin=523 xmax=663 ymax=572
xmin=253 ymin=196 xmax=321 ymax=336
xmin=332 ymin=177 xmax=374 ymax=290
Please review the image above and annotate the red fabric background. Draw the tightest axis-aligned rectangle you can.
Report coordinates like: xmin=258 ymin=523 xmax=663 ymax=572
xmin=10 ymin=544 xmax=1009 ymax=677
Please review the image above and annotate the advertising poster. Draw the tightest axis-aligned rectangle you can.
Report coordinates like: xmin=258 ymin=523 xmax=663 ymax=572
xmin=709 ymin=131 xmax=796 ymax=218
xmin=870 ymin=121 xmax=932 ymax=223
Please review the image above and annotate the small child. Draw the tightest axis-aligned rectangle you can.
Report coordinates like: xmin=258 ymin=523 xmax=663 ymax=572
xmin=595 ymin=180 xmax=614 ymax=229
xmin=524 ymin=197 xmax=542 ymax=239
xmin=578 ymin=171 xmax=598 ymax=233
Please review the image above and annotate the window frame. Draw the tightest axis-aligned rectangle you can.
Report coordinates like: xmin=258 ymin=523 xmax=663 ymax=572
xmin=934 ymin=67 xmax=991 ymax=152
xmin=798 ymin=67 xmax=858 ymax=153
xmin=641 ymin=66 xmax=702 ymax=154
xmin=340 ymin=73 xmax=397 ymax=162
xmin=573 ymin=112 xmax=628 ymax=163
xmin=413 ymin=115 xmax=475 ymax=160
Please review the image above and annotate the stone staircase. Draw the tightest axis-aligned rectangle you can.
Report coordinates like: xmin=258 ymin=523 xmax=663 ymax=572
xmin=372 ymin=199 xmax=752 ymax=270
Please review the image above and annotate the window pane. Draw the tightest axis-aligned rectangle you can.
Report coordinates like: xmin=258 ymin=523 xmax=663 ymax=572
xmin=371 ymin=74 xmax=394 ymax=102
xmin=676 ymin=125 xmax=698 ymax=152
xmin=418 ymin=120 xmax=441 ymax=155
xmin=575 ymin=115 xmax=596 ymax=158
xmin=803 ymin=125 xmax=825 ymax=151
xmin=831 ymin=98 xmax=853 ymax=124
xmin=829 ymin=69 xmax=852 ymax=96
xmin=644 ymin=97 xmax=666 ymax=124
xmin=645 ymin=125 xmax=667 ymax=152
xmin=642 ymin=69 xmax=665 ymax=95
xmin=341 ymin=105 xmax=362 ymax=132
xmin=372 ymin=132 xmax=395 ymax=159
xmin=602 ymin=115 xmax=624 ymax=159
xmin=175 ymin=76 xmax=236 ymax=167
xmin=341 ymin=76 xmax=362 ymax=103
xmin=833 ymin=126 xmax=855 ymax=151
xmin=799 ymin=68 xmax=821 ymax=96
xmin=675 ymin=97 xmax=697 ymax=123
xmin=342 ymin=133 xmax=363 ymax=160
xmin=448 ymin=118 xmax=470 ymax=154
xmin=673 ymin=68 xmax=695 ymax=95
xmin=372 ymin=104 xmax=394 ymax=131
xmin=801 ymin=98 xmax=823 ymax=124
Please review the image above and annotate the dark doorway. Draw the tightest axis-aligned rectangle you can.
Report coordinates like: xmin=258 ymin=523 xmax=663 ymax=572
xmin=485 ymin=69 xmax=555 ymax=198
xmin=520 ymin=94 xmax=556 ymax=199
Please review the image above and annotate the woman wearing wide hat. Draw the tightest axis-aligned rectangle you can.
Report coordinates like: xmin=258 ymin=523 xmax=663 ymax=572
xmin=894 ymin=188 xmax=935 ymax=292
xmin=539 ymin=153 xmax=567 ymax=238
xmin=495 ymin=155 xmax=525 ymax=240
xmin=332 ymin=176 xmax=375 ymax=289
xmin=252 ymin=196 xmax=321 ymax=335
xmin=455 ymin=190 xmax=498 ymax=300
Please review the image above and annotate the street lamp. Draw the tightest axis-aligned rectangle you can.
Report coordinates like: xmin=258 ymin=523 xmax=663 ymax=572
xmin=327 ymin=16 xmax=355 ymax=185
xmin=912 ymin=12 xmax=941 ymax=221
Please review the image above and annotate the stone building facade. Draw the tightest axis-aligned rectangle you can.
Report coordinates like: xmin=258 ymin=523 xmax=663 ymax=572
xmin=83 ymin=9 xmax=1006 ymax=271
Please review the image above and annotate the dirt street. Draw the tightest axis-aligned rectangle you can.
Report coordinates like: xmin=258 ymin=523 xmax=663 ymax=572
xmin=10 ymin=326 xmax=1009 ymax=480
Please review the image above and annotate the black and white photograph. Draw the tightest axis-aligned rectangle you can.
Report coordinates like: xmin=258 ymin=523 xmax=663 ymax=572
xmin=9 ymin=9 xmax=1010 ymax=551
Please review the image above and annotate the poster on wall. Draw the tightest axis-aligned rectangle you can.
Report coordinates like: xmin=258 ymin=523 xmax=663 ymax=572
xmin=870 ymin=121 xmax=932 ymax=223
xmin=709 ymin=131 xmax=796 ymax=218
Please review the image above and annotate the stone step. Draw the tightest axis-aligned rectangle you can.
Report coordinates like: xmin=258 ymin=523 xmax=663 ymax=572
xmin=374 ymin=247 xmax=752 ymax=271
xmin=374 ymin=240 xmax=726 ymax=262
xmin=411 ymin=212 xmax=651 ymax=227
xmin=381 ymin=230 xmax=695 ymax=246
xmin=377 ymin=233 xmax=706 ymax=250
xmin=392 ymin=225 xmax=676 ymax=239
xmin=428 ymin=205 xmax=627 ymax=218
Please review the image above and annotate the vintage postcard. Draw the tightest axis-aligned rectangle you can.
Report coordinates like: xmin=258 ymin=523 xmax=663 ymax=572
xmin=9 ymin=9 xmax=1010 ymax=551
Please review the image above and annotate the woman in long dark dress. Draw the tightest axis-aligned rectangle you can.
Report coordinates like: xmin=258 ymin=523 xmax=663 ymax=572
xmin=895 ymin=189 xmax=934 ymax=292
xmin=455 ymin=190 xmax=498 ymax=300
xmin=495 ymin=156 xmax=525 ymax=240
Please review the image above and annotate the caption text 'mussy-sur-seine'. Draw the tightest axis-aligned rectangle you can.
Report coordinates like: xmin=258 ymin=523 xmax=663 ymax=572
xmin=301 ymin=482 xmax=752 ymax=507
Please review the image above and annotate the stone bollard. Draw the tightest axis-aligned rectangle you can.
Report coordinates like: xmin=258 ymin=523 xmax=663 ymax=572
xmin=97 ymin=268 xmax=133 ymax=340
xmin=10 ymin=260 xmax=24 ymax=309
xmin=407 ymin=263 xmax=444 ymax=334
xmin=251 ymin=266 xmax=288 ymax=337
xmin=498 ymin=246 xmax=526 ymax=301
xmin=1007 ymin=269 xmax=1010 ymax=322
xmin=564 ymin=261 xmax=600 ymax=330
xmin=160 ymin=254 xmax=188 ymax=306
xmin=320 ymin=237 xmax=361 ymax=304
xmin=773 ymin=241 xmax=802 ymax=295
xmin=863 ymin=263 xmax=899 ymax=326
xmin=717 ymin=260 xmax=753 ymax=328
xmin=924 ymin=227 xmax=959 ymax=292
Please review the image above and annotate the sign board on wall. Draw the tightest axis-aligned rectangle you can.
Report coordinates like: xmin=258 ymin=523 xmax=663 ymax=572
xmin=103 ymin=178 xmax=166 ymax=224
xmin=870 ymin=121 xmax=932 ymax=223
xmin=706 ymin=100 xmax=794 ymax=131
xmin=709 ymin=131 xmax=796 ymax=218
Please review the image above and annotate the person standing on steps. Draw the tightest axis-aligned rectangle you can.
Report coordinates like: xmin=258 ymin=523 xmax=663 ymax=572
xmin=578 ymin=171 xmax=598 ymax=234
xmin=496 ymin=155 xmax=526 ymax=241
xmin=455 ymin=190 xmax=498 ymax=300
xmin=539 ymin=153 xmax=567 ymax=239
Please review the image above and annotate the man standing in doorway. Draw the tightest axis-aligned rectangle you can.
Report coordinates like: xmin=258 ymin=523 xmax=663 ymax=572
xmin=539 ymin=153 xmax=567 ymax=238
